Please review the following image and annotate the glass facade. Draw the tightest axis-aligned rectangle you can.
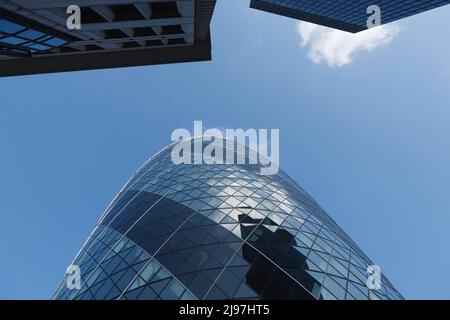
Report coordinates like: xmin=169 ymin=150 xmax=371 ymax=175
xmin=54 ymin=138 xmax=403 ymax=300
xmin=0 ymin=18 xmax=68 ymax=58
xmin=250 ymin=0 xmax=450 ymax=32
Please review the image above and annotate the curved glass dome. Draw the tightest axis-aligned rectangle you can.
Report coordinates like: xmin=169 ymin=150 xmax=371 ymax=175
xmin=54 ymin=137 xmax=403 ymax=300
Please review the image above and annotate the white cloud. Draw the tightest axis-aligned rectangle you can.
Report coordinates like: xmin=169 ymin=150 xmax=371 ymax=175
xmin=296 ymin=22 xmax=400 ymax=67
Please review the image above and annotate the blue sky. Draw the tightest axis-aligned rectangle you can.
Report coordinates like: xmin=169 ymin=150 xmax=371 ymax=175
xmin=1 ymin=1 xmax=450 ymax=299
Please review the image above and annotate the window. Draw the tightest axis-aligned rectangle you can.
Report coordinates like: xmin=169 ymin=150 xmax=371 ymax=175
xmin=0 ymin=18 xmax=68 ymax=56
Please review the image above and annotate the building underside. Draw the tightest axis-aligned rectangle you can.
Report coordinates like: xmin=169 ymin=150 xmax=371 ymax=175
xmin=0 ymin=0 xmax=216 ymax=76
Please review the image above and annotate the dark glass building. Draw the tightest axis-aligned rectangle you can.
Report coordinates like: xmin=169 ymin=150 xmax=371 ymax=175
xmin=53 ymin=138 xmax=403 ymax=300
xmin=250 ymin=0 xmax=450 ymax=32
xmin=0 ymin=0 xmax=216 ymax=76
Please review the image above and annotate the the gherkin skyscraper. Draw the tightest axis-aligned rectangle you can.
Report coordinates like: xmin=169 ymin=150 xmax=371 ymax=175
xmin=54 ymin=138 xmax=403 ymax=300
